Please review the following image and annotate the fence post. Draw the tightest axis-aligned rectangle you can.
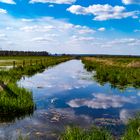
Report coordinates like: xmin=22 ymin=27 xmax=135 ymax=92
xmin=13 ymin=61 xmax=15 ymax=68
xmin=36 ymin=60 xmax=38 ymax=65
xmin=41 ymin=59 xmax=42 ymax=65
xmin=23 ymin=60 xmax=25 ymax=67
xmin=30 ymin=60 xmax=32 ymax=66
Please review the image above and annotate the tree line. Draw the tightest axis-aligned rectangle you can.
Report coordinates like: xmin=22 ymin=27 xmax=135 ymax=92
xmin=0 ymin=50 xmax=49 ymax=56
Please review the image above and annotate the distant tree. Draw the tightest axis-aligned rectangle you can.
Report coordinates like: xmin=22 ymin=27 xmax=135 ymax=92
xmin=0 ymin=50 xmax=49 ymax=56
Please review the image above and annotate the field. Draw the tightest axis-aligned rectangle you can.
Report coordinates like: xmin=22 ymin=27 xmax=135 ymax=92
xmin=82 ymin=56 xmax=140 ymax=89
xmin=0 ymin=56 xmax=56 ymax=66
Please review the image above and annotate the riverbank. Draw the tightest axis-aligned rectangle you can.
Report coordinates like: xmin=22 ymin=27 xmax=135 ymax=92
xmin=82 ymin=57 xmax=140 ymax=89
xmin=61 ymin=114 xmax=140 ymax=140
xmin=0 ymin=56 xmax=73 ymax=120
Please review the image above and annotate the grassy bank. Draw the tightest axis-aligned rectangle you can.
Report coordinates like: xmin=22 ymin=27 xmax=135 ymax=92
xmin=61 ymin=126 xmax=113 ymax=140
xmin=0 ymin=56 xmax=72 ymax=120
xmin=82 ymin=57 xmax=140 ymax=89
xmin=60 ymin=114 xmax=140 ymax=140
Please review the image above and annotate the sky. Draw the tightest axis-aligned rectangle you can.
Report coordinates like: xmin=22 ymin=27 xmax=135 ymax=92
xmin=0 ymin=0 xmax=140 ymax=54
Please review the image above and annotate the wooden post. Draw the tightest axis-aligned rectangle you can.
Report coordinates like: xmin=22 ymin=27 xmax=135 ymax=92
xmin=41 ymin=59 xmax=42 ymax=65
xmin=23 ymin=60 xmax=25 ymax=67
xmin=36 ymin=60 xmax=38 ymax=65
xmin=13 ymin=61 xmax=15 ymax=68
xmin=30 ymin=60 xmax=32 ymax=66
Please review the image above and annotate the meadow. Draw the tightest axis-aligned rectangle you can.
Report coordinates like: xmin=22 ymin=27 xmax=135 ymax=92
xmin=0 ymin=56 xmax=72 ymax=121
xmin=82 ymin=56 xmax=140 ymax=89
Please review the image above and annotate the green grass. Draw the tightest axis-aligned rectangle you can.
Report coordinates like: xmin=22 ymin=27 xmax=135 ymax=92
xmin=61 ymin=115 xmax=140 ymax=140
xmin=0 ymin=56 xmax=73 ymax=120
xmin=82 ymin=57 xmax=140 ymax=89
xmin=0 ymin=56 xmax=61 ymax=66
xmin=122 ymin=114 xmax=140 ymax=140
xmin=60 ymin=126 xmax=113 ymax=140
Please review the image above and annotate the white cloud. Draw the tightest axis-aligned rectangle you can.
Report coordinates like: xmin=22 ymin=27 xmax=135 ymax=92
xmin=0 ymin=0 xmax=15 ymax=4
xmin=108 ymin=38 xmax=140 ymax=46
xmin=98 ymin=27 xmax=106 ymax=32
xmin=0 ymin=33 xmax=7 ymax=41
xmin=21 ymin=18 xmax=34 ymax=22
xmin=20 ymin=25 xmax=55 ymax=32
xmin=67 ymin=93 xmax=137 ymax=109
xmin=0 ymin=14 xmax=140 ymax=55
xmin=0 ymin=8 xmax=7 ymax=14
xmin=29 ymin=0 xmax=76 ymax=4
xmin=67 ymin=4 xmax=139 ymax=21
xmin=31 ymin=37 xmax=53 ymax=42
xmin=48 ymin=4 xmax=54 ymax=7
xmin=122 ymin=0 xmax=140 ymax=5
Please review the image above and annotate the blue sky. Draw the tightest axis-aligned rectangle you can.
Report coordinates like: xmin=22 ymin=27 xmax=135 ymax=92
xmin=0 ymin=0 xmax=139 ymax=54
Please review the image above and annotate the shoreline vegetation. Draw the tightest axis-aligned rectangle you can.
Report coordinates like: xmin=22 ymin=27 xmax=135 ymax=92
xmin=82 ymin=56 xmax=140 ymax=89
xmin=0 ymin=56 xmax=73 ymax=121
xmin=61 ymin=114 xmax=140 ymax=140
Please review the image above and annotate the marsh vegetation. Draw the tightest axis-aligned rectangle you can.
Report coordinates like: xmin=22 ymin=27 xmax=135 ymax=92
xmin=61 ymin=114 xmax=140 ymax=140
xmin=82 ymin=57 xmax=140 ymax=89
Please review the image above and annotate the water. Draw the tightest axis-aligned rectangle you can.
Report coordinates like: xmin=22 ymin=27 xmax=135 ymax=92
xmin=0 ymin=60 xmax=140 ymax=139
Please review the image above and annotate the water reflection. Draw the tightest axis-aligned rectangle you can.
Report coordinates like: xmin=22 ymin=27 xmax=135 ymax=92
xmin=0 ymin=60 xmax=139 ymax=139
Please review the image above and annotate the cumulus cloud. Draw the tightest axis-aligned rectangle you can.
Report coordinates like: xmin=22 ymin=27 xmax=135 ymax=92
xmin=67 ymin=4 xmax=139 ymax=21
xmin=108 ymin=38 xmax=140 ymax=46
xmin=0 ymin=0 xmax=16 ymax=4
xmin=98 ymin=27 xmax=106 ymax=32
xmin=0 ymin=34 xmax=7 ymax=41
xmin=67 ymin=93 xmax=137 ymax=109
xmin=20 ymin=25 xmax=55 ymax=32
xmin=0 ymin=13 xmax=140 ymax=55
xmin=122 ymin=0 xmax=140 ymax=5
xmin=0 ymin=8 xmax=7 ymax=14
xmin=31 ymin=37 xmax=53 ymax=42
xmin=29 ymin=0 xmax=76 ymax=4
xmin=48 ymin=4 xmax=54 ymax=7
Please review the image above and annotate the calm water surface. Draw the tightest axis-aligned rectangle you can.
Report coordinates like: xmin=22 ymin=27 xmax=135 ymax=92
xmin=0 ymin=60 xmax=140 ymax=139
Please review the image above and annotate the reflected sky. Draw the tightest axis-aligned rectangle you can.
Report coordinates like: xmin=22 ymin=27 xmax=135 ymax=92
xmin=0 ymin=60 xmax=140 ymax=139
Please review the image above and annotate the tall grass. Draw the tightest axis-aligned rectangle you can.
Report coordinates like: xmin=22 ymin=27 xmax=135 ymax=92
xmin=122 ymin=114 xmax=140 ymax=140
xmin=82 ymin=57 xmax=140 ymax=89
xmin=61 ymin=114 xmax=140 ymax=140
xmin=60 ymin=126 xmax=113 ymax=140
